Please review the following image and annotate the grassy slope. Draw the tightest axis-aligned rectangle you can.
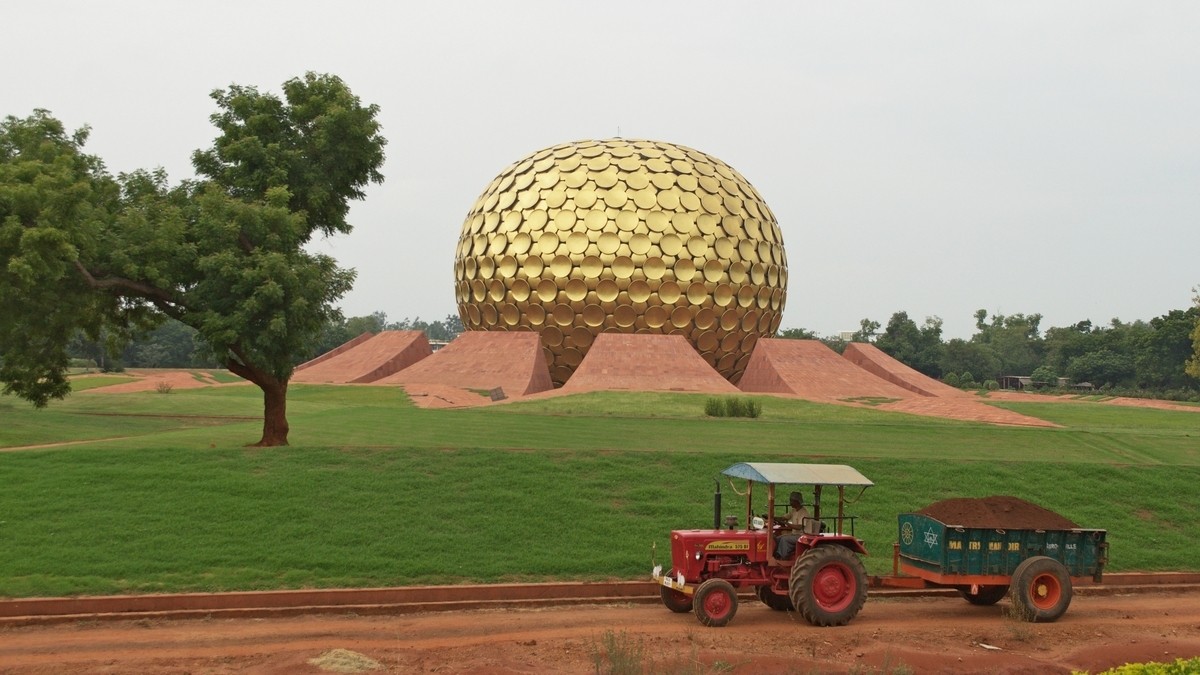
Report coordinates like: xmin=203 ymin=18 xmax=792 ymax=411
xmin=0 ymin=385 xmax=1196 ymax=597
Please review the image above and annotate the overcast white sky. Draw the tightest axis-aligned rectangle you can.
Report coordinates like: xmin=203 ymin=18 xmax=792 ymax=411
xmin=5 ymin=1 xmax=1198 ymax=339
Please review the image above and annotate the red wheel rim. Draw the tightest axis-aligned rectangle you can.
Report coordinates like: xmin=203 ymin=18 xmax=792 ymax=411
xmin=703 ymin=589 xmax=733 ymax=620
xmin=811 ymin=562 xmax=855 ymax=612
xmin=1029 ymin=572 xmax=1062 ymax=609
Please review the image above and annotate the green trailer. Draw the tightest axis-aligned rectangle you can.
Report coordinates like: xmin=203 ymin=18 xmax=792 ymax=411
xmin=887 ymin=512 xmax=1108 ymax=621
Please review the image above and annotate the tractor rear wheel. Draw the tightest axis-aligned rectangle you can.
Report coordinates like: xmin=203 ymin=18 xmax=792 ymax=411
xmin=693 ymin=578 xmax=738 ymax=627
xmin=789 ymin=546 xmax=868 ymax=626
xmin=958 ymin=585 xmax=1009 ymax=606
xmin=1009 ymin=556 xmax=1072 ymax=622
xmin=755 ymin=585 xmax=795 ymax=611
xmin=659 ymin=572 xmax=694 ymax=613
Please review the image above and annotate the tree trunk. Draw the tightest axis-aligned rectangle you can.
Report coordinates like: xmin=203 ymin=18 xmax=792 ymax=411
xmin=254 ymin=378 xmax=290 ymax=447
xmin=225 ymin=355 xmax=290 ymax=447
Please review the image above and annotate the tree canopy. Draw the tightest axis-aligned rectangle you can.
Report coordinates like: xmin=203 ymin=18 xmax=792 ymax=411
xmin=0 ymin=73 xmax=386 ymax=445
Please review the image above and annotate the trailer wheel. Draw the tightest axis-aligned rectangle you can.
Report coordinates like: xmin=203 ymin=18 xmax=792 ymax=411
xmin=958 ymin=585 xmax=1009 ymax=606
xmin=789 ymin=545 xmax=868 ymax=627
xmin=659 ymin=572 xmax=694 ymax=613
xmin=693 ymin=578 xmax=738 ymax=627
xmin=1009 ymin=556 xmax=1072 ymax=622
xmin=755 ymin=585 xmax=795 ymax=611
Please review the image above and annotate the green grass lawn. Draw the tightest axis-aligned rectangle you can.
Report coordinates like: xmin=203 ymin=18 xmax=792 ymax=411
xmin=0 ymin=383 xmax=1197 ymax=597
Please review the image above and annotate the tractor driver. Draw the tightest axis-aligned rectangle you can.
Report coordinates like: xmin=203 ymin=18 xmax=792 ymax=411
xmin=775 ymin=491 xmax=815 ymax=560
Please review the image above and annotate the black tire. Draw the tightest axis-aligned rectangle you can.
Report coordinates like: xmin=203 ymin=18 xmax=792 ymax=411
xmin=958 ymin=585 xmax=1009 ymax=606
xmin=788 ymin=545 xmax=868 ymax=627
xmin=1009 ymin=556 xmax=1072 ymax=622
xmin=693 ymin=578 xmax=738 ymax=627
xmin=755 ymin=584 xmax=795 ymax=611
xmin=660 ymin=572 xmax=694 ymax=613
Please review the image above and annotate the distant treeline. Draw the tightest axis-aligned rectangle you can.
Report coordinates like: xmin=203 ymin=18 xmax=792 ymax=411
xmin=69 ymin=305 xmax=1200 ymax=400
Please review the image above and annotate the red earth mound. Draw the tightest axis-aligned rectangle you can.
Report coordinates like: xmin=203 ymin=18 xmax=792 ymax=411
xmin=917 ymin=495 xmax=1080 ymax=529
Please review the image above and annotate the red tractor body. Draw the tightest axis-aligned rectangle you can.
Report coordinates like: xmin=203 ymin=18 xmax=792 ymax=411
xmin=653 ymin=462 xmax=873 ymax=627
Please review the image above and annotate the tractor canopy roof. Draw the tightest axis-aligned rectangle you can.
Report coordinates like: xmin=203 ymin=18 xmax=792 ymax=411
xmin=722 ymin=462 xmax=873 ymax=488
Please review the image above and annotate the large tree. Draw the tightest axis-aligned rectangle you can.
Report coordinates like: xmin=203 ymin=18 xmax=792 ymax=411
xmin=0 ymin=73 xmax=385 ymax=445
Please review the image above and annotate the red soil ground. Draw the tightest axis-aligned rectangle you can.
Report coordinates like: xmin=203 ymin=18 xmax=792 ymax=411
xmin=917 ymin=496 xmax=1080 ymax=529
xmin=292 ymin=331 xmax=431 ymax=384
xmin=561 ymin=333 xmax=740 ymax=393
xmin=3 ymin=590 xmax=1198 ymax=674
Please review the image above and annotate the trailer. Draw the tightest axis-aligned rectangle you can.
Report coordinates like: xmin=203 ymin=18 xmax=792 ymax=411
xmin=882 ymin=511 xmax=1109 ymax=622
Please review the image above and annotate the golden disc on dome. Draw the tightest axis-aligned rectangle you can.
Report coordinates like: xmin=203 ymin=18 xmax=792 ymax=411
xmin=510 ymin=232 xmax=533 ymax=255
xmin=526 ymin=303 xmax=546 ymax=326
xmin=481 ymin=303 xmax=498 ymax=326
xmin=552 ymin=303 xmax=575 ymax=326
xmin=612 ymin=255 xmax=635 ymax=279
xmin=542 ymin=324 xmax=563 ymax=346
xmin=609 ymin=143 xmax=634 ymax=157
xmin=650 ymin=172 xmax=676 ymax=190
xmin=714 ymin=283 xmax=734 ymax=307
xmin=616 ymin=210 xmax=639 ymax=231
xmin=757 ymin=286 xmax=772 ymax=309
xmin=696 ymin=213 xmax=718 ymax=235
xmin=617 ymin=154 xmax=642 ymax=171
xmin=569 ymin=326 xmax=594 ymax=349
xmin=738 ymin=238 xmax=757 ymax=261
xmin=603 ymin=189 xmax=628 ymax=208
xmin=565 ymin=232 xmax=587 ymax=254
xmin=628 ymin=279 xmax=651 ymax=303
xmin=516 ymin=189 xmax=540 ymax=210
xmin=644 ymin=305 xmax=668 ymax=328
xmin=582 ymin=304 xmax=605 ymax=328
xmin=511 ymin=278 xmax=531 ymax=302
xmin=644 ymin=256 xmax=666 ymax=280
xmin=713 ymin=237 xmax=735 ymax=259
xmin=578 ymin=144 xmax=605 ymax=158
xmin=565 ymin=278 xmax=588 ymax=302
xmin=632 ymin=188 xmax=657 ymax=209
xmin=686 ymin=281 xmax=709 ymax=305
xmin=500 ymin=303 xmax=520 ymax=326
xmin=552 ymin=210 xmax=576 ymax=231
xmin=597 ymin=231 xmax=621 ymax=254
xmin=478 ymin=256 xmax=496 ymax=279
xmin=536 ymin=168 xmax=561 ymax=189
xmin=737 ymin=285 xmax=755 ymax=307
xmin=464 ymin=257 xmax=478 ymax=279
xmin=671 ymin=213 xmax=696 ymax=235
xmin=574 ymin=189 xmax=598 ymax=209
xmin=557 ymin=153 xmax=581 ymax=170
xmin=645 ymin=158 xmax=670 ymax=173
xmin=580 ymin=255 xmax=603 ymax=278
xmin=729 ymin=260 xmax=747 ymax=284
xmin=522 ymin=254 xmax=545 ymax=277
xmin=548 ymin=254 xmax=571 ymax=278
xmin=696 ymin=330 xmax=719 ymax=352
xmin=741 ymin=309 xmax=759 ymax=332
xmin=771 ymin=287 xmax=784 ymax=309
xmin=671 ymin=159 xmax=693 ymax=174
xmin=720 ymin=308 xmax=739 ymax=330
xmin=545 ymin=190 xmax=567 ymax=208
xmin=532 ymin=155 xmax=556 ymax=172
xmin=674 ymin=257 xmax=696 ymax=281
xmin=629 ymin=232 xmax=652 ymax=255
xmin=487 ymin=234 xmax=507 ymax=256
xmin=657 ymin=280 xmax=681 ymax=304
xmin=646 ymin=210 xmax=669 ymax=232
xmin=743 ymin=217 xmax=762 ymax=239
xmin=613 ymin=304 xmax=637 ymax=328
xmin=466 ymin=304 xmax=481 ymax=325
xmin=586 ymin=155 xmax=610 ymax=171
xmin=498 ymin=255 xmax=518 ymax=278
xmin=670 ymin=306 xmax=692 ymax=329
xmin=593 ymin=170 xmax=619 ymax=189
xmin=703 ymin=259 xmax=725 ymax=282
xmin=561 ymin=347 xmax=583 ymax=367
xmin=536 ymin=278 xmax=559 ymax=302
xmin=596 ymin=278 xmax=619 ymax=302
xmin=751 ymin=262 xmax=766 ymax=285
xmin=687 ymin=236 xmax=709 ymax=257
xmin=564 ymin=170 xmax=587 ymax=189
xmin=659 ymin=233 xmax=682 ymax=256
xmin=700 ymin=193 xmax=723 ymax=214
xmin=581 ymin=209 xmax=605 ymax=231
xmin=695 ymin=306 xmax=716 ymax=330
xmin=624 ymin=171 xmax=650 ymax=189
xmin=656 ymin=190 xmax=680 ymax=210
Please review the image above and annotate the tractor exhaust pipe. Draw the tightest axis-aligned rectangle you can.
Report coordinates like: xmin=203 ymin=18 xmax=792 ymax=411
xmin=713 ymin=478 xmax=722 ymax=530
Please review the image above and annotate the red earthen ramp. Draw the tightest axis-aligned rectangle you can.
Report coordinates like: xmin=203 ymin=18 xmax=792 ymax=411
xmin=292 ymin=331 xmax=431 ymax=384
xmin=375 ymin=331 xmax=553 ymax=398
xmin=738 ymin=339 xmax=913 ymax=400
xmin=842 ymin=342 xmax=971 ymax=398
xmin=561 ymin=333 xmax=739 ymax=393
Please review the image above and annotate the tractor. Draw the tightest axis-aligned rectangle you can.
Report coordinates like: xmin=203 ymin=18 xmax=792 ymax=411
xmin=652 ymin=462 xmax=873 ymax=627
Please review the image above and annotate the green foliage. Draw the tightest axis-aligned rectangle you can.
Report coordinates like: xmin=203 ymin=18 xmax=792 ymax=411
xmin=875 ymin=311 xmax=944 ymax=377
xmin=0 ymin=73 xmax=386 ymax=445
xmin=1075 ymin=657 xmax=1200 ymax=674
xmin=984 ymin=379 xmax=999 ymax=391
xmin=1031 ymin=366 xmax=1058 ymax=385
xmin=703 ymin=396 xmax=762 ymax=418
xmin=942 ymin=372 xmax=961 ymax=387
xmin=775 ymin=326 xmax=818 ymax=340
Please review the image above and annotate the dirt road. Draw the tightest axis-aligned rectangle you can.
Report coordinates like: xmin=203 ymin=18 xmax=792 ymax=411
xmin=2 ymin=589 xmax=1198 ymax=674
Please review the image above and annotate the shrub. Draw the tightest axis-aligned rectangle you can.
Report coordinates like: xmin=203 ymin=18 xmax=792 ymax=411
xmin=703 ymin=397 xmax=762 ymax=419
xmin=704 ymin=398 xmax=724 ymax=417
xmin=984 ymin=380 xmax=999 ymax=391
xmin=942 ymin=372 xmax=961 ymax=387
xmin=155 ymin=381 xmax=173 ymax=395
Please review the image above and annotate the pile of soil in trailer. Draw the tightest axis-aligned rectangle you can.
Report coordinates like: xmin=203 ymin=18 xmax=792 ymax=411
xmin=917 ymin=495 xmax=1080 ymax=529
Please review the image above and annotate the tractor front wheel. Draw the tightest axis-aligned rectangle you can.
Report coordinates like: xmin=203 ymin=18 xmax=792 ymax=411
xmin=693 ymin=578 xmax=738 ymax=627
xmin=1009 ymin=556 xmax=1072 ymax=622
xmin=958 ymin=585 xmax=1009 ymax=606
xmin=789 ymin=546 xmax=868 ymax=627
xmin=659 ymin=572 xmax=694 ymax=613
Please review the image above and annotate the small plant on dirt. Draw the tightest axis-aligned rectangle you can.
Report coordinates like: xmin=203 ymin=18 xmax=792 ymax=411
xmin=703 ymin=397 xmax=762 ymax=418
xmin=155 ymin=381 xmax=174 ymax=395
xmin=1002 ymin=599 xmax=1037 ymax=641
xmin=590 ymin=630 xmax=646 ymax=675
xmin=848 ymin=653 xmax=914 ymax=675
